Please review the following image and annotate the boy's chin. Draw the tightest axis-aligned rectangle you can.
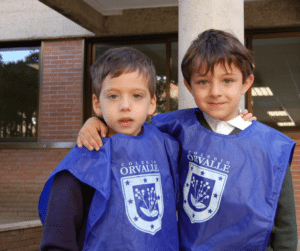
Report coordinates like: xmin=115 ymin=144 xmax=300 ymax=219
xmin=109 ymin=127 xmax=142 ymax=137
xmin=202 ymin=110 xmax=238 ymax=121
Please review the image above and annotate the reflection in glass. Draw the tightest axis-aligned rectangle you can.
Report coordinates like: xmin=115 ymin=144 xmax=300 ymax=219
xmin=95 ymin=43 xmax=178 ymax=116
xmin=0 ymin=48 xmax=39 ymax=141
xmin=170 ymin=42 xmax=178 ymax=111
xmin=251 ymin=37 xmax=300 ymax=134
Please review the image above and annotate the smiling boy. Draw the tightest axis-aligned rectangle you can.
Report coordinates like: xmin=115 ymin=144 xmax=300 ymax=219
xmin=77 ymin=30 xmax=297 ymax=250
xmin=39 ymin=47 xmax=179 ymax=250
xmin=152 ymin=29 xmax=297 ymax=250
xmin=185 ymin=62 xmax=253 ymax=122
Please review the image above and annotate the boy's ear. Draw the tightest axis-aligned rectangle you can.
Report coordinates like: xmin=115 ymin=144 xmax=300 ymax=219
xmin=148 ymin=95 xmax=157 ymax=116
xmin=92 ymin=94 xmax=102 ymax=116
xmin=242 ymin=74 xmax=254 ymax=95
xmin=184 ymin=79 xmax=193 ymax=93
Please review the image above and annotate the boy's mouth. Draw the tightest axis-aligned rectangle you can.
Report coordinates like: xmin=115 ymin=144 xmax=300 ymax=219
xmin=209 ymin=103 xmax=224 ymax=108
xmin=118 ymin=117 xmax=134 ymax=127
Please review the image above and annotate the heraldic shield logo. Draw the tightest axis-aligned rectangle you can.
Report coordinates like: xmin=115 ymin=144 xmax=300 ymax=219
xmin=183 ymin=162 xmax=227 ymax=223
xmin=121 ymin=173 xmax=164 ymax=235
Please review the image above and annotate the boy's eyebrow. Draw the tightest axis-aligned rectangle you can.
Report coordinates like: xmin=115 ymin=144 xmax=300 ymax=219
xmin=103 ymin=87 xmax=148 ymax=93
xmin=192 ymin=72 xmax=211 ymax=78
xmin=193 ymin=71 xmax=239 ymax=78
xmin=102 ymin=88 xmax=119 ymax=93
xmin=220 ymin=72 xmax=239 ymax=77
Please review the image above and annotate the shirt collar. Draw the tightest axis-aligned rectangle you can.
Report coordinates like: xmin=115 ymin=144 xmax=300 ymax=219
xmin=203 ymin=112 xmax=251 ymax=135
xmin=227 ymin=115 xmax=252 ymax=130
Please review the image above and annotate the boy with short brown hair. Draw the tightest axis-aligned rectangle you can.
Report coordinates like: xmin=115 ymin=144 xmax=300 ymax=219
xmin=155 ymin=29 xmax=297 ymax=250
xmin=39 ymin=47 xmax=180 ymax=250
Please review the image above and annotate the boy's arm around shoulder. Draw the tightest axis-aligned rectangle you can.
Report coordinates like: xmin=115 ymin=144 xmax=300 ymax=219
xmin=152 ymin=109 xmax=255 ymax=137
xmin=152 ymin=109 xmax=190 ymax=138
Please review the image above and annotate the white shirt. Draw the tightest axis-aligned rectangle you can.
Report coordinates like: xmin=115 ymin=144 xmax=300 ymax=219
xmin=203 ymin=113 xmax=252 ymax=135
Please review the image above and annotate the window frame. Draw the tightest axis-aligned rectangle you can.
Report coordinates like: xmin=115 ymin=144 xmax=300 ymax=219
xmin=0 ymin=40 xmax=41 ymax=143
xmin=245 ymin=27 xmax=300 ymax=139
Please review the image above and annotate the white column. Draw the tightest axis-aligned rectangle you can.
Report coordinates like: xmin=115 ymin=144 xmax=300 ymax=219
xmin=178 ymin=0 xmax=245 ymax=109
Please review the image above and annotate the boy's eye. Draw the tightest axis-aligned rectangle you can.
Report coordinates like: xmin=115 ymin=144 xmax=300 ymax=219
xmin=133 ymin=94 xmax=142 ymax=99
xmin=197 ymin=80 xmax=208 ymax=85
xmin=108 ymin=94 xmax=118 ymax=99
xmin=223 ymin=79 xmax=232 ymax=84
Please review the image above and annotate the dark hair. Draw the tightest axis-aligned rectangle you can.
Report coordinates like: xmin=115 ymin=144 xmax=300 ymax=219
xmin=90 ymin=47 xmax=156 ymax=98
xmin=181 ymin=29 xmax=254 ymax=85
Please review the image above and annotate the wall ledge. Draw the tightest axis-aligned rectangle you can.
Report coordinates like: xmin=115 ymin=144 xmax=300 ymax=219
xmin=0 ymin=220 xmax=42 ymax=233
xmin=0 ymin=142 xmax=76 ymax=149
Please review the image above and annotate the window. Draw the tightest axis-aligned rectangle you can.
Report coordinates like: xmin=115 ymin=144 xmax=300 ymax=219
xmin=84 ymin=35 xmax=178 ymax=120
xmin=0 ymin=45 xmax=40 ymax=142
xmin=246 ymin=29 xmax=300 ymax=139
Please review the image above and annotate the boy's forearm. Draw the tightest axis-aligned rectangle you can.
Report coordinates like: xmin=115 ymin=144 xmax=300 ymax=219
xmin=269 ymin=166 xmax=298 ymax=250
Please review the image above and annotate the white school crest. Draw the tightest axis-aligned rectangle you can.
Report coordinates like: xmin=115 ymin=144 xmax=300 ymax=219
xmin=183 ymin=162 xmax=227 ymax=223
xmin=121 ymin=173 xmax=164 ymax=235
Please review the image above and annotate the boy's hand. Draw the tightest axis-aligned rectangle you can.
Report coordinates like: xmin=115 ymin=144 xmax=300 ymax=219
xmin=77 ymin=117 xmax=108 ymax=151
xmin=241 ymin=109 xmax=257 ymax=122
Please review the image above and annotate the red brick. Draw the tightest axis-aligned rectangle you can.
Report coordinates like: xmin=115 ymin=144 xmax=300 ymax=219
xmin=43 ymin=64 xmax=58 ymax=69
xmin=59 ymin=55 xmax=76 ymax=59
xmin=59 ymin=72 xmax=75 ymax=77
xmin=43 ymin=73 xmax=58 ymax=78
xmin=51 ymin=68 xmax=67 ymax=73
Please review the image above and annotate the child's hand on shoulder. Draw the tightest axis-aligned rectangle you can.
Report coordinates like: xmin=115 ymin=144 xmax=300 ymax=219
xmin=241 ymin=109 xmax=257 ymax=122
xmin=77 ymin=117 xmax=107 ymax=151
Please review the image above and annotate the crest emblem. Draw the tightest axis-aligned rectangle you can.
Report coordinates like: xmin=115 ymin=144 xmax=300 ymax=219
xmin=121 ymin=173 xmax=164 ymax=235
xmin=183 ymin=162 xmax=227 ymax=223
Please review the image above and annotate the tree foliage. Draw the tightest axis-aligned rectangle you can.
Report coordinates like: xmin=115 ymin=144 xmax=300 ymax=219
xmin=155 ymin=75 xmax=178 ymax=114
xmin=0 ymin=51 xmax=39 ymax=139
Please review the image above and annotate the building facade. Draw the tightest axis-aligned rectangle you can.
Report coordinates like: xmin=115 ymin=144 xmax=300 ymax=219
xmin=0 ymin=0 xmax=300 ymax=249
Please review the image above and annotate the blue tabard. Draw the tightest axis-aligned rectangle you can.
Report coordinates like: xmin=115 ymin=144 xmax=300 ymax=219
xmin=152 ymin=108 xmax=295 ymax=251
xmin=39 ymin=123 xmax=180 ymax=251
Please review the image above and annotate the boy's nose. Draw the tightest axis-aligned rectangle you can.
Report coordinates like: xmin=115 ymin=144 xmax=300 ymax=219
xmin=120 ymin=97 xmax=131 ymax=110
xmin=210 ymin=83 xmax=222 ymax=97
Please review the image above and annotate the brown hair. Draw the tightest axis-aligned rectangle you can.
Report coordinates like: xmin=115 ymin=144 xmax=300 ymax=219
xmin=181 ymin=29 xmax=254 ymax=85
xmin=90 ymin=47 xmax=156 ymax=98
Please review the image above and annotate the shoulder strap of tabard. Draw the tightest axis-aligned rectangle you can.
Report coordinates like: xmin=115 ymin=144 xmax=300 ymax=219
xmin=196 ymin=110 xmax=213 ymax=131
xmin=229 ymin=128 xmax=242 ymax=135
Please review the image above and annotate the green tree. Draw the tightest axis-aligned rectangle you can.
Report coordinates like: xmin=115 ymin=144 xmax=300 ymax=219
xmin=0 ymin=51 xmax=39 ymax=139
xmin=155 ymin=75 xmax=178 ymax=115
xmin=25 ymin=51 xmax=39 ymax=64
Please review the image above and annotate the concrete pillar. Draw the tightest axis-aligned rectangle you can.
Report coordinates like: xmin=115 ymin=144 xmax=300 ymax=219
xmin=178 ymin=0 xmax=245 ymax=109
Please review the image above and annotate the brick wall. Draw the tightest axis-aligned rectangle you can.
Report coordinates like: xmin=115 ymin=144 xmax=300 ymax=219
xmin=0 ymin=221 xmax=42 ymax=251
xmin=0 ymin=148 xmax=70 ymax=223
xmin=40 ymin=39 xmax=84 ymax=142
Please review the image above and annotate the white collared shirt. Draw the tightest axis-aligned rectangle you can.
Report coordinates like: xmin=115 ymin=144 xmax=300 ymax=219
xmin=203 ymin=112 xmax=252 ymax=135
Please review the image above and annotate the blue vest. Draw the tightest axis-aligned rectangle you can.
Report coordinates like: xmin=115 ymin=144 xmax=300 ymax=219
xmin=39 ymin=123 xmax=180 ymax=251
xmin=152 ymin=109 xmax=295 ymax=251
